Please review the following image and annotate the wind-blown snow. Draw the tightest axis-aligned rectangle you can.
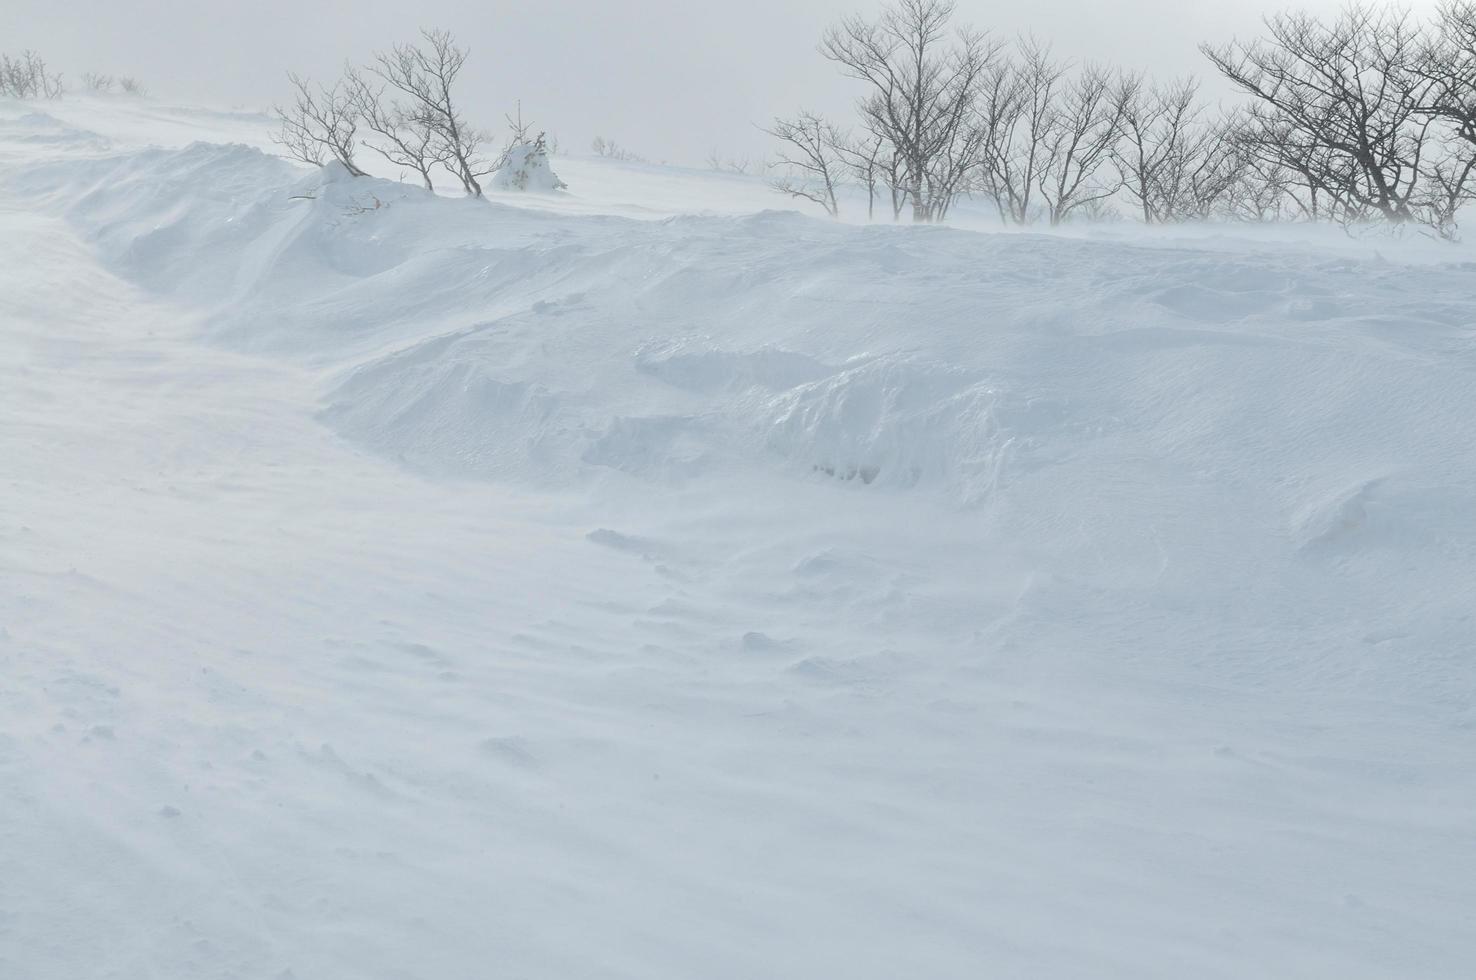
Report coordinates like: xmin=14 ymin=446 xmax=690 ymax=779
xmin=2 ymin=96 xmax=1475 ymax=979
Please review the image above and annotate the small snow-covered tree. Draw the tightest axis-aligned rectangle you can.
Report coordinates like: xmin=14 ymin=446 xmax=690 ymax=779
xmin=490 ymin=134 xmax=567 ymax=192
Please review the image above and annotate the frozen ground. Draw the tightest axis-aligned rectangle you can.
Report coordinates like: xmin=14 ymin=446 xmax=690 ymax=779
xmin=2 ymin=96 xmax=1475 ymax=979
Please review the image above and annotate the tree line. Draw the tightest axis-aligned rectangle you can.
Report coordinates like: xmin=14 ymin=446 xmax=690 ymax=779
xmin=768 ymin=0 xmax=1476 ymax=237
xmin=273 ymin=30 xmax=553 ymax=198
xmin=0 ymin=51 xmax=144 ymax=98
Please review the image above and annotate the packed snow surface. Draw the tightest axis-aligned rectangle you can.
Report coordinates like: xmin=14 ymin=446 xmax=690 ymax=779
xmin=3 ymin=97 xmax=1475 ymax=979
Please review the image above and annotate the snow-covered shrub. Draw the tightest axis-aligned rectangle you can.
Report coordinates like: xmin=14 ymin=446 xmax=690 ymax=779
xmin=491 ymin=136 xmax=567 ymax=192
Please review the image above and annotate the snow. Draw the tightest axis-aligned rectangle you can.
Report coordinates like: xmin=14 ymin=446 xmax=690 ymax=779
xmin=490 ymin=141 xmax=567 ymax=193
xmin=2 ymin=95 xmax=1475 ymax=979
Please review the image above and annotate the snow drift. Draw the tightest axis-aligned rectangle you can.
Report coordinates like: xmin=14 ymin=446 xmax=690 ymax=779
xmin=4 ymin=101 xmax=1476 ymax=980
xmin=15 ymin=141 xmax=1476 ymax=509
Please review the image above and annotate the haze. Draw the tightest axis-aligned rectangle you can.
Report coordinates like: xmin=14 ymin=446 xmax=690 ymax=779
xmin=0 ymin=0 xmax=1433 ymax=164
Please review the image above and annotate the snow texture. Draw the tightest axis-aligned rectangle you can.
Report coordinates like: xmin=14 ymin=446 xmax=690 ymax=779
xmin=2 ymin=95 xmax=1475 ymax=980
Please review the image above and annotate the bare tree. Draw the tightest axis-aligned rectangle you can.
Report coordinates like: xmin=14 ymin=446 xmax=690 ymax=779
xmin=273 ymin=72 xmax=367 ymax=175
xmin=1114 ymin=77 xmax=1235 ymax=223
xmin=118 ymin=76 xmax=145 ymax=96
xmin=1412 ymin=1 xmax=1476 ymax=232
xmin=822 ymin=0 xmax=998 ymax=222
xmin=1219 ymin=118 xmax=1303 ymax=221
xmin=766 ymin=111 xmax=848 ymax=217
xmin=1037 ymin=64 xmax=1128 ymax=224
xmin=1420 ymin=1 xmax=1476 ymax=145
xmin=1202 ymin=6 xmax=1449 ymax=230
xmin=976 ymin=39 xmax=1065 ymax=224
xmin=346 ymin=67 xmax=446 ymax=190
xmin=371 ymin=29 xmax=489 ymax=197
xmin=705 ymin=149 xmax=760 ymax=175
xmin=1182 ymin=118 xmax=1252 ymax=220
xmin=591 ymin=136 xmax=645 ymax=162
xmin=883 ymin=145 xmax=909 ymax=219
xmin=838 ymin=131 xmax=890 ymax=219
xmin=1229 ymin=111 xmax=1338 ymax=220
xmin=81 ymin=72 xmax=114 ymax=93
xmin=1 ymin=51 xmax=63 ymax=99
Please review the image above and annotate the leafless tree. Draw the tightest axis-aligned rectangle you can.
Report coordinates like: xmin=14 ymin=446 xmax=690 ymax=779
xmin=1227 ymin=111 xmax=1335 ymax=220
xmin=591 ymin=136 xmax=645 ymax=162
xmin=1412 ymin=1 xmax=1476 ymax=232
xmin=1037 ymin=64 xmax=1129 ymax=224
xmin=822 ymin=0 xmax=999 ymax=222
xmin=1114 ymin=77 xmax=1237 ymax=223
xmin=1218 ymin=120 xmax=1303 ymax=221
xmin=346 ymin=67 xmax=447 ymax=190
xmin=371 ymin=29 xmax=489 ymax=197
xmin=1074 ymin=196 xmax=1124 ymax=222
xmin=273 ymin=72 xmax=367 ymax=175
xmin=81 ymin=72 xmax=114 ymax=93
xmin=883 ymin=146 xmax=909 ymax=219
xmin=1420 ymin=1 xmax=1476 ymax=145
xmin=1202 ymin=6 xmax=1451 ymax=230
xmin=1182 ymin=119 xmax=1253 ymax=220
xmin=495 ymin=101 xmax=553 ymax=170
xmin=118 ymin=76 xmax=145 ymax=95
xmin=975 ymin=39 xmax=1065 ymax=224
xmin=766 ymin=111 xmax=848 ymax=217
xmin=837 ymin=131 xmax=891 ymax=219
xmin=1 ymin=51 xmax=63 ymax=99
xmin=705 ymin=149 xmax=760 ymax=175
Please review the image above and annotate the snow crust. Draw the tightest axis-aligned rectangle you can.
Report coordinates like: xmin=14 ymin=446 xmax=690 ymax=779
xmin=2 ymin=96 xmax=1475 ymax=979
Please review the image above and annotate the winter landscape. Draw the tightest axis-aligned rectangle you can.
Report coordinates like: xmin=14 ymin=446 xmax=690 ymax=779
xmin=3 ymin=1 xmax=1476 ymax=977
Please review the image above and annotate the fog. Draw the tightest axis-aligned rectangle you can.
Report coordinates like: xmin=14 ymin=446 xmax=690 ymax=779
xmin=2 ymin=0 xmax=1442 ymax=164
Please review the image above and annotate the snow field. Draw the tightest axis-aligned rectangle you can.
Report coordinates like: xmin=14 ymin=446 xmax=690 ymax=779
xmin=2 ymin=97 xmax=1475 ymax=978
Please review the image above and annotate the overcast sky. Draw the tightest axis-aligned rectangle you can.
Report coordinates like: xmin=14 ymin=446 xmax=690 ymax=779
xmin=1 ymin=0 xmax=1443 ymax=165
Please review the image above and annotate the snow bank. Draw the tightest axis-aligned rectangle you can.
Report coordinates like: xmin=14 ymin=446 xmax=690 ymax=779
xmin=6 ymin=131 xmax=1476 ymax=979
xmin=11 ymin=142 xmax=1476 ymax=511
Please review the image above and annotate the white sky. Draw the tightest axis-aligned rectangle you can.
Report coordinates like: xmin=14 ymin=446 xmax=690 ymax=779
xmin=1 ymin=0 xmax=1444 ymax=165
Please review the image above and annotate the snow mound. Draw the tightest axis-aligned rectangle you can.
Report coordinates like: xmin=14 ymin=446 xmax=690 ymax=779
xmin=763 ymin=356 xmax=1016 ymax=495
xmin=0 ymin=110 xmax=109 ymax=149
xmin=11 ymin=142 xmax=1476 ymax=510
xmin=7 ymin=123 xmax=1476 ymax=980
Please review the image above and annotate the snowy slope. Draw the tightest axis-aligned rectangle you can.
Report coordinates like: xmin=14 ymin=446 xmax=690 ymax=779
xmin=2 ymin=96 xmax=1475 ymax=980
